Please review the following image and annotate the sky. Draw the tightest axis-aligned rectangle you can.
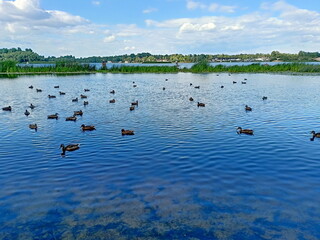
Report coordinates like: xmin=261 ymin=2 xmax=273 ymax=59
xmin=0 ymin=0 xmax=320 ymax=57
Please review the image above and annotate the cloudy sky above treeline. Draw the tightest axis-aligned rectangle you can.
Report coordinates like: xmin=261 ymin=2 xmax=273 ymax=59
xmin=0 ymin=0 xmax=319 ymax=57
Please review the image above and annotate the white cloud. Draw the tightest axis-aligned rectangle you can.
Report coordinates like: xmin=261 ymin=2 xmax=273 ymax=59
xmin=187 ymin=0 xmax=237 ymax=13
xmin=186 ymin=0 xmax=206 ymax=10
xmin=179 ymin=22 xmax=216 ymax=33
xmin=103 ymin=35 xmax=116 ymax=43
xmin=124 ymin=46 xmax=136 ymax=51
xmin=143 ymin=8 xmax=158 ymax=14
xmin=92 ymin=1 xmax=101 ymax=6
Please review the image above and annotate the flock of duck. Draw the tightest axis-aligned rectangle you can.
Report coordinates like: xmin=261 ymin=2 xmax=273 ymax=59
xmin=2 ymin=76 xmax=320 ymax=154
xmin=1 ymin=84 xmax=135 ymax=155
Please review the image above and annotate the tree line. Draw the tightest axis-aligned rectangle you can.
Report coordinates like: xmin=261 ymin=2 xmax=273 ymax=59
xmin=0 ymin=48 xmax=320 ymax=63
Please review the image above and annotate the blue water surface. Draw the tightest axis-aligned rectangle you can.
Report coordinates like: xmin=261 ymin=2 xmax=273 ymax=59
xmin=0 ymin=73 xmax=319 ymax=239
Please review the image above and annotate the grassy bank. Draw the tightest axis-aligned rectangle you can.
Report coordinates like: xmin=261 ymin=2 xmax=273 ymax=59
xmin=2 ymin=60 xmax=320 ymax=74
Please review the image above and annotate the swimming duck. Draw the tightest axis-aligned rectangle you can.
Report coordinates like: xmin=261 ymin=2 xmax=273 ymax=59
xmin=48 ymin=95 xmax=56 ymax=98
xmin=81 ymin=124 xmax=96 ymax=131
xmin=47 ymin=113 xmax=58 ymax=119
xmin=237 ymin=127 xmax=254 ymax=135
xmin=221 ymin=85 xmax=224 ymax=88
xmin=73 ymin=110 xmax=83 ymax=116
xmin=197 ymin=102 xmax=205 ymax=107
xmin=262 ymin=96 xmax=268 ymax=100
xmin=233 ymin=81 xmax=237 ymax=84
xmin=60 ymin=144 xmax=80 ymax=155
xmin=29 ymin=124 xmax=37 ymax=130
xmin=121 ymin=129 xmax=134 ymax=135
xmin=2 ymin=106 xmax=12 ymax=111
xmin=310 ymin=131 xmax=320 ymax=141
xmin=241 ymin=81 xmax=246 ymax=84
xmin=194 ymin=86 xmax=200 ymax=89
xmin=72 ymin=97 xmax=78 ymax=102
xmin=109 ymin=99 xmax=115 ymax=103
xmin=131 ymin=100 xmax=138 ymax=106
xmin=190 ymin=83 xmax=193 ymax=86
xmin=165 ymin=79 xmax=168 ymax=81
xmin=29 ymin=85 xmax=34 ymax=89
xmin=163 ymin=87 xmax=166 ymax=90
xmin=36 ymin=88 xmax=42 ymax=92
xmin=83 ymin=101 xmax=89 ymax=106
xmin=80 ymin=94 xmax=87 ymax=99
xmin=66 ymin=116 xmax=77 ymax=121
xmin=54 ymin=85 xmax=59 ymax=88
xmin=24 ymin=110 xmax=30 ymax=116
xmin=84 ymin=89 xmax=90 ymax=92
xmin=29 ymin=103 xmax=35 ymax=109
xmin=130 ymin=106 xmax=135 ymax=111
xmin=245 ymin=105 xmax=252 ymax=111
xmin=110 ymin=90 xmax=115 ymax=94
xmin=59 ymin=91 xmax=66 ymax=95
xmin=133 ymin=85 xmax=137 ymax=87
xmin=189 ymin=97 xmax=194 ymax=101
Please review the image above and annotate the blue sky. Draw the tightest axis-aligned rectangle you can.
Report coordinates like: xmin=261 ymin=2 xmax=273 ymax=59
xmin=1 ymin=0 xmax=320 ymax=57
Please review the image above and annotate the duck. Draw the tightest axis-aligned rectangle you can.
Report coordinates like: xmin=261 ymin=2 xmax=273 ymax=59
xmin=133 ymin=84 xmax=137 ymax=87
xmin=221 ymin=85 xmax=224 ymax=88
xmin=131 ymin=100 xmax=138 ymax=106
xmin=165 ymin=79 xmax=168 ymax=81
xmin=197 ymin=102 xmax=205 ymax=107
xmin=54 ymin=85 xmax=59 ymax=88
xmin=163 ymin=87 xmax=166 ymax=90
xmin=110 ymin=90 xmax=115 ymax=94
xmin=48 ymin=95 xmax=56 ymax=98
xmin=73 ymin=110 xmax=83 ymax=116
xmin=59 ymin=91 xmax=66 ymax=95
xmin=237 ymin=127 xmax=254 ymax=135
xmin=130 ymin=106 xmax=135 ymax=111
xmin=109 ymin=99 xmax=116 ymax=103
xmin=60 ymin=144 xmax=80 ymax=155
xmin=29 ymin=124 xmax=37 ymax=130
xmin=194 ymin=86 xmax=200 ymax=89
xmin=47 ymin=113 xmax=58 ymax=119
xmin=310 ymin=131 xmax=320 ymax=141
xmin=24 ymin=110 xmax=30 ymax=116
xmin=83 ymin=101 xmax=89 ymax=106
xmin=80 ymin=94 xmax=87 ymax=99
xmin=72 ymin=97 xmax=78 ymax=102
xmin=121 ymin=129 xmax=134 ymax=135
xmin=84 ymin=89 xmax=90 ymax=92
xmin=36 ymin=88 xmax=42 ymax=92
xmin=29 ymin=85 xmax=34 ymax=89
xmin=245 ymin=105 xmax=252 ymax=111
xmin=241 ymin=81 xmax=246 ymax=84
xmin=29 ymin=103 xmax=35 ymax=109
xmin=190 ymin=83 xmax=193 ymax=86
xmin=233 ymin=81 xmax=237 ymax=84
xmin=66 ymin=116 xmax=77 ymax=121
xmin=262 ymin=96 xmax=268 ymax=100
xmin=81 ymin=124 xmax=96 ymax=131
xmin=189 ymin=97 xmax=194 ymax=101
xmin=2 ymin=106 xmax=12 ymax=111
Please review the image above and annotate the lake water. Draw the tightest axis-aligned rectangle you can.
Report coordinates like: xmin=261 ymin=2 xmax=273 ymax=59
xmin=0 ymin=73 xmax=319 ymax=239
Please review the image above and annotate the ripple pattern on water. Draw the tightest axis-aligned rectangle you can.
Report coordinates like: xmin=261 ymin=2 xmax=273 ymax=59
xmin=0 ymin=73 xmax=320 ymax=239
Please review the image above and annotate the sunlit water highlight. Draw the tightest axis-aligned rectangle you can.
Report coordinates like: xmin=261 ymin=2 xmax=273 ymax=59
xmin=0 ymin=73 xmax=320 ymax=239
